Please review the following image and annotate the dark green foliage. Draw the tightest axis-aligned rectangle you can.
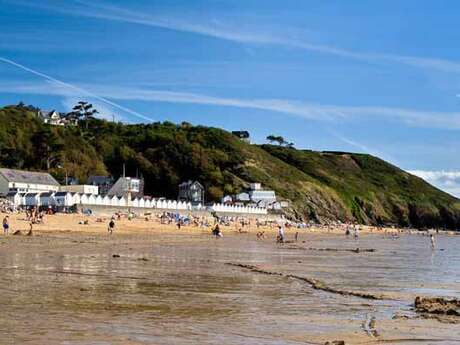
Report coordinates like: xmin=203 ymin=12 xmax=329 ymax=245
xmin=1 ymin=105 xmax=459 ymax=229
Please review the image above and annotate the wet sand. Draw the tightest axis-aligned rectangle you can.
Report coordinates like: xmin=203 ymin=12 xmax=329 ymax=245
xmin=0 ymin=213 xmax=459 ymax=344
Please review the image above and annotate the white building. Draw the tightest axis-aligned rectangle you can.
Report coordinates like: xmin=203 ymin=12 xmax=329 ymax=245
xmin=107 ymin=177 xmax=143 ymax=198
xmin=247 ymin=183 xmax=277 ymax=208
xmin=38 ymin=110 xmax=76 ymax=126
xmin=60 ymin=185 xmax=99 ymax=195
xmin=0 ymin=168 xmax=60 ymax=196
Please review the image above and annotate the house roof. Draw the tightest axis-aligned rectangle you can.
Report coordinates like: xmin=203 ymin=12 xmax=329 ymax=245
xmin=54 ymin=192 xmax=70 ymax=196
xmin=179 ymin=180 xmax=204 ymax=189
xmin=40 ymin=192 xmax=54 ymax=197
xmin=232 ymin=131 xmax=250 ymax=138
xmin=0 ymin=168 xmax=59 ymax=186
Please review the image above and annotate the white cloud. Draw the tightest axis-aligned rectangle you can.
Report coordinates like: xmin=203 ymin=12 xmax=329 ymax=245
xmin=409 ymin=170 xmax=460 ymax=198
xmin=10 ymin=0 xmax=460 ymax=74
xmin=0 ymin=57 xmax=154 ymax=122
xmin=2 ymin=79 xmax=460 ymax=130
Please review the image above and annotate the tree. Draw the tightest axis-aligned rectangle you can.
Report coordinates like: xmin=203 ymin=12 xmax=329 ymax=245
xmin=266 ymin=135 xmax=277 ymax=144
xmin=266 ymin=134 xmax=286 ymax=146
xmin=68 ymin=101 xmax=99 ymax=130
xmin=31 ymin=128 xmax=64 ymax=170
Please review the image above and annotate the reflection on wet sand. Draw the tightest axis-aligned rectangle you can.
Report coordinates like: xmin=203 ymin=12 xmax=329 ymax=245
xmin=0 ymin=229 xmax=459 ymax=344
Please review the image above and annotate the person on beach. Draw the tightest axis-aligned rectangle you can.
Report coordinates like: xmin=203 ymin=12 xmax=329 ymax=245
xmin=26 ymin=221 xmax=33 ymax=236
xmin=212 ymin=224 xmax=222 ymax=238
xmin=3 ymin=216 xmax=9 ymax=235
xmin=430 ymin=234 xmax=436 ymax=249
xmin=108 ymin=219 xmax=116 ymax=235
xmin=277 ymin=225 xmax=285 ymax=243
xmin=354 ymin=226 xmax=360 ymax=240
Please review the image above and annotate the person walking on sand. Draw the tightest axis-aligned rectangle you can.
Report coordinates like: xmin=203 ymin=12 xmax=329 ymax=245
xmin=354 ymin=226 xmax=360 ymax=240
xmin=27 ymin=221 xmax=33 ymax=236
xmin=3 ymin=215 xmax=9 ymax=235
xmin=108 ymin=218 xmax=116 ymax=235
xmin=430 ymin=234 xmax=436 ymax=249
xmin=277 ymin=225 xmax=285 ymax=243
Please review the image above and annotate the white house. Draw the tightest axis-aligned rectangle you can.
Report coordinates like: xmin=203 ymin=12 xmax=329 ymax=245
xmin=38 ymin=110 xmax=76 ymax=126
xmin=248 ymin=183 xmax=276 ymax=206
xmin=0 ymin=168 xmax=60 ymax=196
xmin=60 ymin=185 xmax=99 ymax=195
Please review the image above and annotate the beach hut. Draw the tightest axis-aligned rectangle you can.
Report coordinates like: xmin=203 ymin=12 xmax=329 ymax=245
xmin=138 ymin=198 xmax=145 ymax=208
xmin=80 ymin=194 xmax=89 ymax=205
xmin=118 ymin=196 xmax=126 ymax=207
xmin=87 ymin=194 xmax=96 ymax=205
xmin=72 ymin=193 xmax=80 ymax=205
xmin=54 ymin=192 xmax=73 ymax=208
xmin=110 ymin=196 xmax=119 ymax=207
xmin=39 ymin=192 xmax=55 ymax=207
xmin=95 ymin=195 xmax=103 ymax=205
xmin=102 ymin=195 xmax=111 ymax=206
xmin=131 ymin=197 xmax=139 ymax=208
xmin=24 ymin=193 xmax=39 ymax=207
xmin=6 ymin=191 xmax=23 ymax=207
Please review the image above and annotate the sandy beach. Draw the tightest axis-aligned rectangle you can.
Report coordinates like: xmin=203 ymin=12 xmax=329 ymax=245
xmin=0 ymin=211 xmax=459 ymax=345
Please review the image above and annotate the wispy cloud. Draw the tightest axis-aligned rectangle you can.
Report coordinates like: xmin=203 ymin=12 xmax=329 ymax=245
xmin=10 ymin=0 xmax=460 ymax=74
xmin=2 ymin=78 xmax=460 ymax=130
xmin=409 ymin=170 xmax=460 ymax=198
xmin=0 ymin=57 xmax=154 ymax=122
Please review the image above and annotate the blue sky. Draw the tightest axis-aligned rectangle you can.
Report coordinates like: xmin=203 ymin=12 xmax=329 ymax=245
xmin=1 ymin=0 xmax=460 ymax=196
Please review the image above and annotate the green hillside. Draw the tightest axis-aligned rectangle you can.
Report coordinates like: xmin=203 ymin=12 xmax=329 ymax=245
xmin=1 ymin=104 xmax=459 ymax=229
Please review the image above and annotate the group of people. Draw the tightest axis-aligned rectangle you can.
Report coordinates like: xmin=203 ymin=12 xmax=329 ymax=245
xmin=25 ymin=207 xmax=46 ymax=225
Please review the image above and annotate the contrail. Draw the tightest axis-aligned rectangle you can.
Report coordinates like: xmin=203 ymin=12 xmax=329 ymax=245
xmin=0 ymin=57 xmax=154 ymax=122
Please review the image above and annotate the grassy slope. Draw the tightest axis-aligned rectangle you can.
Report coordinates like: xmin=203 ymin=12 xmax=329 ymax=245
xmin=262 ymin=145 xmax=460 ymax=228
xmin=1 ymin=105 xmax=460 ymax=229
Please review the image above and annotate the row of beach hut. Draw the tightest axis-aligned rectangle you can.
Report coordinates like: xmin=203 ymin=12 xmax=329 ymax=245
xmin=7 ymin=192 xmax=268 ymax=214
xmin=8 ymin=192 xmax=193 ymax=210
